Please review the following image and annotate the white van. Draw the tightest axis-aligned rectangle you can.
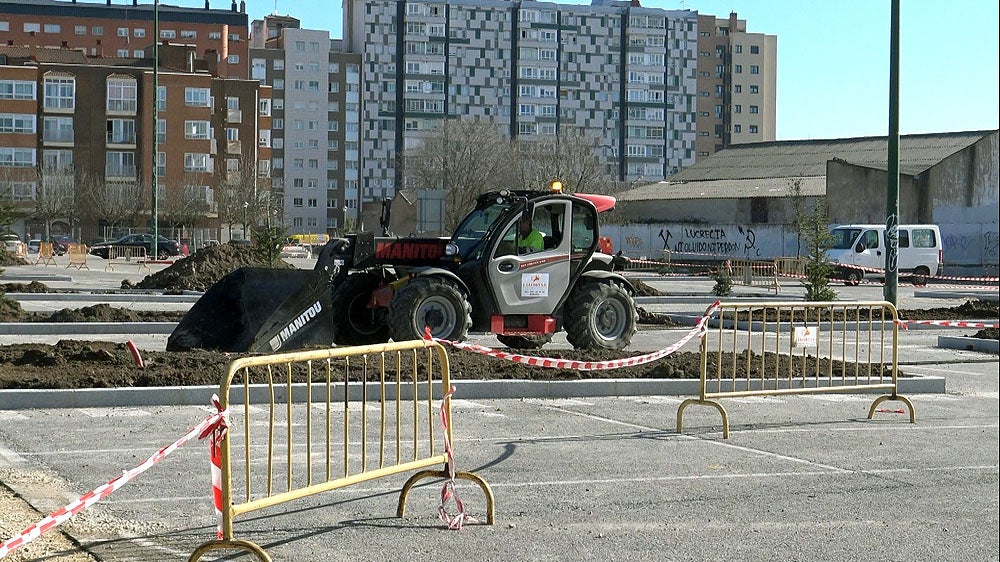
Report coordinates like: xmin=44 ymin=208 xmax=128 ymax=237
xmin=827 ymin=224 xmax=942 ymax=286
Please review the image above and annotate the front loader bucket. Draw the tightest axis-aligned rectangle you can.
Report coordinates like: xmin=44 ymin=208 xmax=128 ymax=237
xmin=167 ymin=267 xmax=333 ymax=352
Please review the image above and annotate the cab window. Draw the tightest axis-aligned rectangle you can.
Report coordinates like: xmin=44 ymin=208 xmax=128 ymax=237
xmin=858 ymin=230 xmax=879 ymax=250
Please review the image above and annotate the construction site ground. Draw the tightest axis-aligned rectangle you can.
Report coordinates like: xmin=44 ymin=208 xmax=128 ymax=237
xmin=0 ymin=251 xmax=997 ymax=561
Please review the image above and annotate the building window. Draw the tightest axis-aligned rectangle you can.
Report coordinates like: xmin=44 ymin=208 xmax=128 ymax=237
xmin=42 ymin=149 xmax=73 ymax=171
xmin=184 ymin=87 xmax=211 ymax=107
xmin=43 ymin=76 xmax=75 ymax=110
xmin=184 ymin=153 xmax=211 ymax=172
xmin=734 ymin=105 xmax=742 ymax=113
xmin=184 ymin=120 xmax=211 ymax=139
xmin=117 ymin=49 xmax=129 ymax=57
xmin=750 ymin=65 xmax=760 ymax=74
xmin=156 ymin=119 xmax=166 ymax=143
xmin=0 ymin=147 xmax=35 ymax=167
xmin=106 ymin=119 xmax=136 ymax=144
xmin=106 ymin=77 xmax=138 ymax=113
xmin=749 ymin=105 xmax=759 ymax=114
xmin=733 ymin=124 xmax=741 ymax=133
xmin=251 ymin=58 xmax=266 ymax=80
xmin=227 ymin=55 xmax=239 ymax=64
xmin=157 ymin=86 xmax=166 ymax=110
xmin=734 ymin=85 xmax=742 ymax=93
xmin=117 ymin=27 xmax=128 ymax=37
xmin=22 ymin=23 xmax=40 ymax=33
xmin=156 ymin=152 xmax=166 ymax=177
xmin=180 ymin=30 xmax=197 ymax=39
xmin=160 ymin=29 xmax=176 ymax=39
xmin=734 ymin=44 xmax=742 ymax=53
xmin=74 ymin=25 xmax=86 ymax=35
xmin=0 ymin=22 xmax=8 ymax=32
xmin=749 ymin=125 xmax=759 ymax=133
xmin=105 ymin=151 xmax=136 ymax=177
xmin=750 ymin=85 xmax=759 ymax=94
xmin=134 ymin=28 xmax=146 ymax=38
xmin=0 ymin=80 xmax=35 ymax=100
xmin=209 ymin=31 xmax=221 ymax=39
xmin=292 ymin=198 xmax=303 ymax=207
xmin=750 ymin=45 xmax=760 ymax=54
xmin=42 ymin=117 xmax=73 ymax=142
xmin=0 ymin=114 xmax=35 ymax=134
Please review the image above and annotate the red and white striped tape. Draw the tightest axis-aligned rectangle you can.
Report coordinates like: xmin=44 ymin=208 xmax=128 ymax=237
xmin=0 ymin=398 xmax=228 ymax=560
xmin=436 ymin=385 xmax=477 ymax=530
xmin=428 ymin=302 xmax=719 ymax=370
xmin=204 ymin=394 xmax=229 ymax=540
xmin=835 ymin=262 xmax=999 ymax=284
xmin=897 ymin=319 xmax=999 ymax=329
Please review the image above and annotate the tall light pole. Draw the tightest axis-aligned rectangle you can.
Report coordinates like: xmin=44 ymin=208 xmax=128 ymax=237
xmin=151 ymin=0 xmax=160 ymax=259
xmin=884 ymin=0 xmax=900 ymax=305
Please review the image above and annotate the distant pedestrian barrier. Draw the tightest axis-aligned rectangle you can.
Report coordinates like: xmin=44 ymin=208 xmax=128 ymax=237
xmin=774 ymin=257 xmax=808 ymax=278
xmin=677 ymin=300 xmax=914 ymax=438
xmin=104 ymin=245 xmax=149 ymax=272
xmin=189 ymin=339 xmax=495 ymax=562
xmin=12 ymin=242 xmax=27 ymax=259
xmin=66 ymin=244 xmax=89 ymax=270
xmin=33 ymin=242 xmax=57 ymax=266
xmin=728 ymin=259 xmax=780 ymax=293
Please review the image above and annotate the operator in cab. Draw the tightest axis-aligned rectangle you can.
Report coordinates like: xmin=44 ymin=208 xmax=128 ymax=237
xmin=516 ymin=216 xmax=544 ymax=254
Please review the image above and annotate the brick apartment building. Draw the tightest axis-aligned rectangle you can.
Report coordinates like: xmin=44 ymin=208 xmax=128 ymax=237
xmin=0 ymin=0 xmax=250 ymax=79
xmin=0 ymin=43 xmax=271 ymax=242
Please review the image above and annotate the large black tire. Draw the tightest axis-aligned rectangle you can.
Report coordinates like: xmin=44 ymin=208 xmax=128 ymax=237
xmin=388 ymin=277 xmax=471 ymax=342
xmin=331 ymin=272 xmax=390 ymax=345
xmin=911 ymin=266 xmax=930 ymax=287
xmin=844 ymin=269 xmax=862 ymax=286
xmin=496 ymin=334 xmax=553 ymax=349
xmin=564 ymin=281 xmax=637 ymax=351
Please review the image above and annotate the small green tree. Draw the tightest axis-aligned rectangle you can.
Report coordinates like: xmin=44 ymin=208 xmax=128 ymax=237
xmin=712 ymin=261 xmax=733 ymax=297
xmin=801 ymin=202 xmax=837 ymax=301
xmin=251 ymin=225 xmax=286 ymax=266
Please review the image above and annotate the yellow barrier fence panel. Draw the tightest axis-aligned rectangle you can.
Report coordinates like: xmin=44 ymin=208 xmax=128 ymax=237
xmin=66 ymin=244 xmax=89 ymax=270
xmin=34 ymin=242 xmax=57 ymax=266
xmin=189 ymin=339 xmax=495 ymax=562
xmin=729 ymin=260 xmax=780 ymax=294
xmin=677 ymin=301 xmax=913 ymax=439
xmin=105 ymin=245 xmax=150 ymax=272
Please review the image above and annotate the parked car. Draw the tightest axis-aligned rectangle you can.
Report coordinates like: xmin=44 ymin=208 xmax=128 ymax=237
xmin=280 ymin=243 xmax=311 ymax=259
xmin=27 ymin=239 xmax=42 ymax=254
xmin=49 ymin=235 xmax=77 ymax=255
xmin=2 ymin=233 xmax=20 ymax=253
xmin=88 ymin=234 xmax=181 ymax=260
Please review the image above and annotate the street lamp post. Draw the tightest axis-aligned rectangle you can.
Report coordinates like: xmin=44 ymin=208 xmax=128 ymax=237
xmin=151 ymin=0 xmax=159 ymax=259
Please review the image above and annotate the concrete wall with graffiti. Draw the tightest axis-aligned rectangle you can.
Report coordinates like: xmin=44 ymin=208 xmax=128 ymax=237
xmin=603 ymin=222 xmax=999 ymax=270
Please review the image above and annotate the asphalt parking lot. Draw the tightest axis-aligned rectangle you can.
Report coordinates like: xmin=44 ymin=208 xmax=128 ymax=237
xmin=0 ymin=255 xmax=997 ymax=561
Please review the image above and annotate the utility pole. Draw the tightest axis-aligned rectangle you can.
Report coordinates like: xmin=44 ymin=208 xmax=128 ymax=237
xmin=884 ymin=0 xmax=901 ymax=305
xmin=151 ymin=0 xmax=160 ymax=260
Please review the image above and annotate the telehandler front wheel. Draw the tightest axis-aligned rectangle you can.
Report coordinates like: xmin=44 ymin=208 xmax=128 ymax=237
xmin=388 ymin=277 xmax=472 ymax=342
xmin=331 ymin=272 xmax=390 ymax=345
xmin=565 ymin=281 xmax=637 ymax=351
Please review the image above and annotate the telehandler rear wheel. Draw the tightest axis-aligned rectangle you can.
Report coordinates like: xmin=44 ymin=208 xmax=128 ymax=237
xmin=565 ymin=281 xmax=637 ymax=351
xmin=331 ymin=272 xmax=390 ymax=345
xmin=496 ymin=334 xmax=553 ymax=350
xmin=388 ymin=277 xmax=472 ymax=342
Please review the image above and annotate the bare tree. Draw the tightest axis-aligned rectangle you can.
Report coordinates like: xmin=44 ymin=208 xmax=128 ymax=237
xmin=34 ymin=166 xmax=77 ymax=239
xmin=159 ymin=173 xmax=213 ymax=235
xmin=217 ymin=153 xmax=271 ymax=240
xmin=504 ymin=129 xmax=611 ymax=194
xmin=78 ymin=172 xmax=147 ymax=238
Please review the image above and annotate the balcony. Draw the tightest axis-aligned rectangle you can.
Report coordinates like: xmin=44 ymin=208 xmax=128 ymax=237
xmin=226 ymin=139 xmax=242 ymax=154
xmin=227 ymin=109 xmax=242 ymax=123
xmin=106 ymin=132 xmax=137 ymax=147
xmin=43 ymin=130 xmax=74 ymax=145
xmin=105 ymin=165 xmax=137 ymax=179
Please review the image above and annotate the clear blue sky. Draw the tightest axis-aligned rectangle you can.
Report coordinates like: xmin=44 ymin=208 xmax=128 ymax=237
xmin=208 ymin=0 xmax=999 ymax=140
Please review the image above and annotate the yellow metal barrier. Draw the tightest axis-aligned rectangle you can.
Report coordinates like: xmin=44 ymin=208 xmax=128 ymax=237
xmin=774 ymin=257 xmax=808 ymax=278
xmin=677 ymin=301 xmax=915 ymax=438
xmin=104 ymin=245 xmax=149 ymax=272
xmin=33 ymin=242 xmax=57 ymax=266
xmin=66 ymin=244 xmax=89 ymax=269
xmin=189 ymin=339 xmax=495 ymax=562
xmin=728 ymin=259 xmax=780 ymax=293
xmin=12 ymin=241 xmax=27 ymax=259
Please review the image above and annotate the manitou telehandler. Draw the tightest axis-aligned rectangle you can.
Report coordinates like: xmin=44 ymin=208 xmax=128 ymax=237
xmin=168 ymin=184 xmax=638 ymax=353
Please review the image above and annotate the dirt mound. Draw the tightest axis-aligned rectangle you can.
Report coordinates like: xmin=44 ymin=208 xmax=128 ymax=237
xmin=129 ymin=243 xmax=295 ymax=292
xmin=631 ymin=279 xmax=664 ymax=297
xmin=47 ymin=304 xmax=185 ymax=323
xmin=0 ymin=252 xmax=29 ymax=267
xmin=0 ymin=296 xmax=24 ymax=321
xmin=899 ymin=299 xmax=998 ymax=321
xmin=1 ymin=281 xmax=52 ymax=294
xmin=972 ymin=328 xmax=998 ymax=340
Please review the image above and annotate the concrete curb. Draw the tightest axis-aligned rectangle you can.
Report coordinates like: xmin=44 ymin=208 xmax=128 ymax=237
xmin=0 ymin=375 xmax=946 ymax=410
xmin=0 ymin=322 xmax=177 ymax=335
xmin=937 ymin=336 xmax=999 ymax=354
xmin=6 ymin=292 xmax=202 ymax=303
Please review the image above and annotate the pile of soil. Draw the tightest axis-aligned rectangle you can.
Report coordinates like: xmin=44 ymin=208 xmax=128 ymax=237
xmin=0 ymin=252 xmax=29 ymax=267
xmin=127 ymin=243 xmax=294 ymax=292
xmin=0 ymin=341 xmax=888 ymax=390
xmin=0 ymin=300 xmax=185 ymax=323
